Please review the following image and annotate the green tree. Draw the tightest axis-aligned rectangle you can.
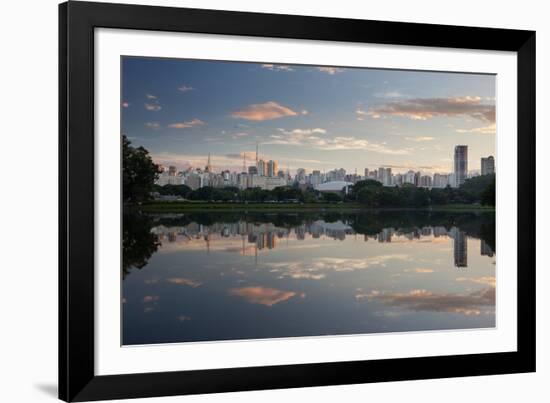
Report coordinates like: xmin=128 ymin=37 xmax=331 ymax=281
xmin=123 ymin=135 xmax=160 ymax=203
xmin=481 ymin=181 xmax=496 ymax=206
xmin=321 ymin=192 xmax=342 ymax=203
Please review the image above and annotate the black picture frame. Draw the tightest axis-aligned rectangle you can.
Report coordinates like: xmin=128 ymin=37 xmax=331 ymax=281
xmin=59 ymin=1 xmax=536 ymax=401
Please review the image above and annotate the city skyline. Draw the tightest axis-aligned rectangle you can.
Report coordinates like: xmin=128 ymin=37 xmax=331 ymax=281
xmin=122 ymin=57 xmax=496 ymax=175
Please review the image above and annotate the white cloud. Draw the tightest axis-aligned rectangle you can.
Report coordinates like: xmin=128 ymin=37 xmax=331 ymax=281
xmin=145 ymin=103 xmax=162 ymax=111
xmin=145 ymin=122 xmax=161 ymax=129
xmin=266 ymin=128 xmax=410 ymax=155
xmin=167 ymin=118 xmax=205 ymax=129
xmin=261 ymin=64 xmax=294 ymax=72
xmin=405 ymin=136 xmax=435 ymax=142
xmin=455 ymin=123 xmax=496 ymax=134
xmin=265 ymin=255 xmax=410 ymax=280
xmin=178 ymin=85 xmax=194 ymax=92
xmin=316 ymin=67 xmax=345 ymax=75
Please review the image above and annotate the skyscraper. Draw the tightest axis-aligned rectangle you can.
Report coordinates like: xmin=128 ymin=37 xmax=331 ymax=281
xmin=481 ymin=155 xmax=495 ymax=175
xmin=454 ymin=145 xmax=468 ymax=187
xmin=257 ymin=159 xmax=266 ymax=176
xmin=267 ymin=160 xmax=278 ymax=177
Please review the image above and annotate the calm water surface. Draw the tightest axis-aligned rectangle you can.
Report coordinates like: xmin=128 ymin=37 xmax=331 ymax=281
xmin=122 ymin=210 xmax=495 ymax=345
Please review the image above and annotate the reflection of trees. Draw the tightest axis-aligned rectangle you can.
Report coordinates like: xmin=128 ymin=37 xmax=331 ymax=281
xmin=145 ymin=210 xmax=495 ymax=248
xmin=122 ymin=211 xmax=160 ymax=279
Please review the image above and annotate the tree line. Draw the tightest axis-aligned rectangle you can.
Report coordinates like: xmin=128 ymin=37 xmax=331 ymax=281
xmin=123 ymin=135 xmax=495 ymax=207
xmin=152 ymin=175 xmax=495 ymax=207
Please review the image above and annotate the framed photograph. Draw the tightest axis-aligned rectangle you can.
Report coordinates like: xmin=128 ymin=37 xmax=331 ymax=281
xmin=59 ymin=1 xmax=535 ymax=401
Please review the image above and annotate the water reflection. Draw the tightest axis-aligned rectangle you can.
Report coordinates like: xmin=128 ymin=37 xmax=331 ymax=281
xmin=122 ymin=210 xmax=496 ymax=345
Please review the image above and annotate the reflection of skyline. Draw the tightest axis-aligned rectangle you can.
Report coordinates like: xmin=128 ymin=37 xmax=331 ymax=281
xmin=124 ymin=212 xmax=496 ymax=345
xmin=151 ymin=221 xmax=493 ymax=267
xmin=451 ymin=227 xmax=468 ymax=268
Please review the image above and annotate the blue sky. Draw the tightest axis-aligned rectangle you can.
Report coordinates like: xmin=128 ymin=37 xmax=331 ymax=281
xmin=122 ymin=57 xmax=495 ymax=174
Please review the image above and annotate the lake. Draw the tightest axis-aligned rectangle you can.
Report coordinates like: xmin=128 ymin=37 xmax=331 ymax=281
xmin=122 ymin=209 xmax=496 ymax=345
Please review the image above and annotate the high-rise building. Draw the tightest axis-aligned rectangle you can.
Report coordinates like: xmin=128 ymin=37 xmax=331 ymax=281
xmin=205 ymin=153 xmax=212 ymax=173
xmin=404 ymin=170 xmax=416 ymax=185
xmin=481 ymin=155 xmax=495 ymax=176
xmin=364 ymin=168 xmax=369 ymax=178
xmin=267 ymin=160 xmax=278 ymax=177
xmin=433 ymin=173 xmax=449 ymax=188
xmin=168 ymin=165 xmax=177 ymax=176
xmin=257 ymin=159 xmax=267 ymax=176
xmin=454 ymin=145 xmax=468 ymax=187
xmin=419 ymin=175 xmax=432 ymax=188
xmin=296 ymin=168 xmax=307 ymax=183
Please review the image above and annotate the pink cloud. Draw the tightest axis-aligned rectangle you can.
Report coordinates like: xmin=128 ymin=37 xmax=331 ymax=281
xmin=368 ymin=96 xmax=495 ymax=122
xmin=231 ymin=101 xmax=298 ymax=121
xmin=228 ymin=286 xmax=301 ymax=307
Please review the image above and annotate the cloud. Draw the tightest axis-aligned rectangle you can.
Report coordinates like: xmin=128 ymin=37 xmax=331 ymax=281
xmin=232 ymin=132 xmax=249 ymax=139
xmin=362 ymin=287 xmax=495 ymax=316
xmin=367 ymin=96 xmax=495 ymax=122
xmin=456 ymin=123 xmax=496 ymax=134
xmin=145 ymin=122 xmax=161 ymax=129
xmin=405 ymin=136 xmax=435 ymax=142
xmin=145 ymin=103 xmax=162 ymax=111
xmin=316 ymin=67 xmax=345 ymax=75
xmin=121 ymin=101 xmax=129 ymax=108
xmin=177 ymin=315 xmax=192 ymax=321
xmin=374 ymin=91 xmax=407 ymax=98
xmin=404 ymin=268 xmax=435 ymax=273
xmin=228 ymin=286 xmax=301 ymax=306
xmin=456 ymin=276 xmax=496 ymax=287
xmin=167 ymin=277 xmax=203 ymax=288
xmin=231 ymin=101 xmax=298 ymax=121
xmin=167 ymin=119 xmax=205 ymax=129
xmin=152 ymin=152 xmax=251 ymax=172
xmin=143 ymin=295 xmax=159 ymax=303
xmin=266 ymin=129 xmax=410 ymax=155
xmin=356 ymin=107 xmax=368 ymax=121
xmin=146 ymin=94 xmax=157 ymax=99
xmin=261 ymin=64 xmax=294 ymax=72
xmin=265 ymin=255 xmax=410 ymax=280
xmin=178 ymin=85 xmax=194 ymax=92
xmin=301 ymin=110 xmax=308 ymax=115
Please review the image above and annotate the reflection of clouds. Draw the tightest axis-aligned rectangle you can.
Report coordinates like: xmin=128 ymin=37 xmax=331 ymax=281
xmin=166 ymin=277 xmax=203 ymax=288
xmin=265 ymin=255 xmax=410 ymax=280
xmin=404 ymin=268 xmax=434 ymax=273
xmin=177 ymin=315 xmax=191 ymax=322
xmin=228 ymin=286 xmax=304 ymax=306
xmin=144 ymin=307 xmax=155 ymax=313
xmin=456 ymin=276 xmax=496 ymax=287
xmin=143 ymin=295 xmax=159 ymax=303
xmin=360 ymin=287 xmax=495 ymax=316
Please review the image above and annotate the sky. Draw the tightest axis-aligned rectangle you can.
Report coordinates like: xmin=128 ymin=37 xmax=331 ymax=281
xmin=121 ymin=57 xmax=496 ymax=175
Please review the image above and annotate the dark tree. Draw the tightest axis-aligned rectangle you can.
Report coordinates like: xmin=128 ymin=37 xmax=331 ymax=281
xmin=481 ymin=180 xmax=496 ymax=206
xmin=322 ymin=192 xmax=343 ymax=203
xmin=122 ymin=135 xmax=160 ymax=203
xmin=122 ymin=212 xmax=160 ymax=279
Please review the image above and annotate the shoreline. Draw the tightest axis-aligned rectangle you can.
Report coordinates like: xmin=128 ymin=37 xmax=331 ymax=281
xmin=133 ymin=202 xmax=495 ymax=213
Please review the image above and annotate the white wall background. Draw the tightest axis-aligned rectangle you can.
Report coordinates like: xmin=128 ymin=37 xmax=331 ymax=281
xmin=0 ymin=0 xmax=547 ymax=402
